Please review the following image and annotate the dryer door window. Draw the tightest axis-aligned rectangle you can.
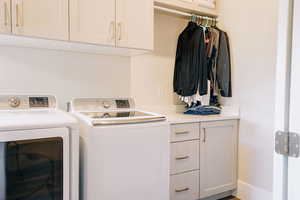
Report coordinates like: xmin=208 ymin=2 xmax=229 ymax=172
xmin=0 ymin=128 xmax=69 ymax=200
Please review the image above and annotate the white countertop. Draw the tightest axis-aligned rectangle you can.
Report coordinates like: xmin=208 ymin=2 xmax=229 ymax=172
xmin=137 ymin=105 xmax=240 ymax=124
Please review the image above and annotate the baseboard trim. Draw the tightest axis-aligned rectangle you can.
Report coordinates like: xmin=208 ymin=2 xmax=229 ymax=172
xmin=237 ymin=180 xmax=273 ymax=200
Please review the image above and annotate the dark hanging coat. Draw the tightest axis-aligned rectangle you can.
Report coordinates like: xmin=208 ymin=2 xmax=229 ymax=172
xmin=173 ymin=22 xmax=208 ymax=97
xmin=217 ymin=30 xmax=232 ymax=97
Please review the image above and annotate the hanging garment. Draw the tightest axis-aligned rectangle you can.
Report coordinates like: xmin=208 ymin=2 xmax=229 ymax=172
xmin=217 ymin=30 xmax=232 ymax=97
xmin=207 ymin=28 xmax=220 ymax=96
xmin=173 ymin=22 xmax=208 ymax=97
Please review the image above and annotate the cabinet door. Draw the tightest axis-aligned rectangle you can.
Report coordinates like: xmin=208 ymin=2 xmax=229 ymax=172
xmin=0 ymin=0 xmax=11 ymax=33
xmin=116 ymin=0 xmax=153 ymax=50
xmin=11 ymin=0 xmax=68 ymax=40
xmin=199 ymin=120 xmax=238 ymax=199
xmin=70 ymin=0 xmax=116 ymax=46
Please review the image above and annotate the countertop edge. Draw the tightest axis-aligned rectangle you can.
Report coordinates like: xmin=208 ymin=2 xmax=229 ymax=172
xmin=167 ymin=115 xmax=240 ymax=124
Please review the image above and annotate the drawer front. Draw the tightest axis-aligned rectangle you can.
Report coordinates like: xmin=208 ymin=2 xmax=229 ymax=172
xmin=171 ymin=123 xmax=200 ymax=142
xmin=170 ymin=171 xmax=199 ymax=200
xmin=170 ymin=140 xmax=200 ymax=175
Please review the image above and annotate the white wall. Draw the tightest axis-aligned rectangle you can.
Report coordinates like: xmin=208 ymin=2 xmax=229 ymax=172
xmin=0 ymin=46 xmax=131 ymax=109
xmin=131 ymin=12 xmax=188 ymax=107
xmin=131 ymin=2 xmax=278 ymax=199
xmin=217 ymin=0 xmax=278 ymax=198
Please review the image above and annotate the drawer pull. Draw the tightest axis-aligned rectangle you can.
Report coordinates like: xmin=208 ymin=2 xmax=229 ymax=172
xmin=175 ymin=155 xmax=190 ymax=160
xmin=175 ymin=187 xmax=190 ymax=193
xmin=175 ymin=131 xmax=189 ymax=135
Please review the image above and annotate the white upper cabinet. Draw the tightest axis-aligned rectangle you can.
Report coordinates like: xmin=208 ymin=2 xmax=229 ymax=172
xmin=0 ymin=0 xmax=154 ymax=54
xmin=116 ymin=0 xmax=153 ymax=50
xmin=11 ymin=0 xmax=68 ymax=40
xmin=69 ymin=0 xmax=116 ymax=46
xmin=0 ymin=0 xmax=11 ymax=33
xmin=199 ymin=120 xmax=238 ymax=199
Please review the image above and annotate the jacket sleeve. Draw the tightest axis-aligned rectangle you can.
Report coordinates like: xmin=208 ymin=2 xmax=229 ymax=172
xmin=198 ymin=29 xmax=209 ymax=96
xmin=173 ymin=35 xmax=183 ymax=94
xmin=217 ymin=31 xmax=232 ymax=97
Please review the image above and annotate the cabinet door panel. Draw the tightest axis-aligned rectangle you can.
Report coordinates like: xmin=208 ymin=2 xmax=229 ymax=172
xmin=0 ymin=0 xmax=11 ymax=33
xmin=70 ymin=0 xmax=116 ymax=46
xmin=12 ymin=0 xmax=68 ymax=40
xmin=116 ymin=0 xmax=153 ymax=50
xmin=199 ymin=120 xmax=238 ymax=198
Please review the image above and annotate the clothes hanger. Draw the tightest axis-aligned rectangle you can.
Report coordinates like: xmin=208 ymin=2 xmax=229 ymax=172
xmin=191 ymin=14 xmax=197 ymax=23
xmin=212 ymin=18 xmax=217 ymax=27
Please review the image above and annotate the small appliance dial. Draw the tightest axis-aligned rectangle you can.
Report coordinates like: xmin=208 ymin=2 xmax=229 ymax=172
xmin=8 ymin=97 xmax=21 ymax=108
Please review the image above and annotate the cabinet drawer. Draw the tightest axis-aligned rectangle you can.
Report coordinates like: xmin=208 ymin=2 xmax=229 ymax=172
xmin=170 ymin=140 xmax=200 ymax=175
xmin=170 ymin=171 xmax=199 ymax=200
xmin=171 ymin=123 xmax=199 ymax=142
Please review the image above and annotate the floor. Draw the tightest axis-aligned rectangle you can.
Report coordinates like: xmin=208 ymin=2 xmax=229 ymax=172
xmin=219 ymin=196 xmax=239 ymax=200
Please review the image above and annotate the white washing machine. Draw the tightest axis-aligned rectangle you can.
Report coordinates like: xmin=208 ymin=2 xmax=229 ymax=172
xmin=71 ymin=98 xmax=170 ymax=200
xmin=0 ymin=95 xmax=79 ymax=200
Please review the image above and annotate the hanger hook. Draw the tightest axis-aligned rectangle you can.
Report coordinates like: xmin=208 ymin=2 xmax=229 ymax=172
xmin=205 ymin=17 xmax=209 ymax=27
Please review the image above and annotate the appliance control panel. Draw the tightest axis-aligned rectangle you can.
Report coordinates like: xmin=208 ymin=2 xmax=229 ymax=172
xmin=0 ymin=95 xmax=56 ymax=110
xmin=71 ymin=98 xmax=135 ymax=111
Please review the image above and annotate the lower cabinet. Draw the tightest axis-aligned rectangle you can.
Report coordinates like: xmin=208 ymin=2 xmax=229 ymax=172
xmin=199 ymin=120 xmax=238 ymax=199
xmin=170 ymin=120 xmax=238 ymax=200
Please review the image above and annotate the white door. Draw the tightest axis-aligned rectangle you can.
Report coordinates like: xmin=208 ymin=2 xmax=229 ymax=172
xmin=287 ymin=0 xmax=300 ymax=198
xmin=274 ymin=0 xmax=300 ymax=200
xmin=199 ymin=121 xmax=238 ymax=199
xmin=116 ymin=0 xmax=153 ymax=50
xmin=69 ymin=0 xmax=116 ymax=46
xmin=0 ymin=127 xmax=70 ymax=200
xmin=0 ymin=0 xmax=11 ymax=33
xmin=11 ymin=0 xmax=68 ymax=40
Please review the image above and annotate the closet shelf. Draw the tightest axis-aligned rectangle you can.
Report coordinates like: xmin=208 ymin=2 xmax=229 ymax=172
xmin=154 ymin=0 xmax=218 ymax=17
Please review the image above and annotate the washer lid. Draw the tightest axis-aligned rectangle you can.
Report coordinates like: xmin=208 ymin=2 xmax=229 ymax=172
xmin=79 ymin=111 xmax=166 ymax=125
xmin=81 ymin=111 xmax=154 ymax=119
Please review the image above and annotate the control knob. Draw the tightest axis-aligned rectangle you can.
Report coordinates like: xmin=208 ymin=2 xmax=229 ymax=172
xmin=8 ymin=97 xmax=21 ymax=108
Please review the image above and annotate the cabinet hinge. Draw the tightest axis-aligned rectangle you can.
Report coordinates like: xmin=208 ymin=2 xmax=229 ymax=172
xmin=275 ymin=131 xmax=300 ymax=158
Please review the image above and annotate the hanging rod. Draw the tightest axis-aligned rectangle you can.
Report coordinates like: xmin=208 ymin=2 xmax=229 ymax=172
xmin=154 ymin=6 xmax=218 ymax=21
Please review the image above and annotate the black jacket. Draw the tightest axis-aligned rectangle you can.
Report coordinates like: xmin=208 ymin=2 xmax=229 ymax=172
xmin=217 ymin=30 xmax=232 ymax=97
xmin=173 ymin=22 xmax=208 ymax=96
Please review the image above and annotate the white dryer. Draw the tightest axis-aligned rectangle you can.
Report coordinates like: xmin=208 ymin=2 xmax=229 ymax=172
xmin=71 ymin=98 xmax=170 ymax=200
xmin=0 ymin=95 xmax=79 ymax=200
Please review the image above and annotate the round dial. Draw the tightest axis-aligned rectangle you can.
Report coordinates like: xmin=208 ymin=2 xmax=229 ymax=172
xmin=8 ymin=97 xmax=21 ymax=108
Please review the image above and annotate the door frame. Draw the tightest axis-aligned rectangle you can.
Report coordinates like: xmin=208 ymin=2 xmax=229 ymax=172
xmin=274 ymin=0 xmax=294 ymax=200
